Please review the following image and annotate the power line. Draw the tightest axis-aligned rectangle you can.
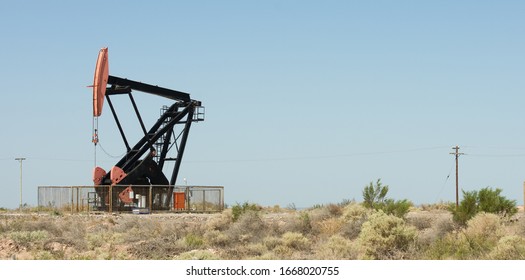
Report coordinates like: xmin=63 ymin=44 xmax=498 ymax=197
xmin=468 ymin=153 xmax=525 ymax=158
xmin=185 ymin=146 xmax=451 ymax=163
xmin=435 ymin=159 xmax=455 ymax=202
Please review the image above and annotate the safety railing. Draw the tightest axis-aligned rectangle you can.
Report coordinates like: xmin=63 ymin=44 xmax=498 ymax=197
xmin=37 ymin=185 xmax=224 ymax=213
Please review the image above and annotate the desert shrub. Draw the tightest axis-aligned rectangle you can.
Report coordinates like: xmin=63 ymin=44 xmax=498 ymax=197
xmin=307 ymin=207 xmax=331 ymax=223
xmin=297 ymin=212 xmax=313 ymax=234
xmin=463 ymin=213 xmax=503 ymax=251
xmin=9 ymin=230 xmax=49 ymax=248
xmin=424 ymin=233 xmax=465 ymax=260
xmin=69 ymin=251 xmax=99 ymax=260
xmin=252 ymin=251 xmax=279 ymax=260
xmin=232 ymin=202 xmax=261 ymax=222
xmin=270 ymin=232 xmax=311 ymax=259
xmin=417 ymin=214 xmax=455 ymax=248
xmin=221 ymin=245 xmax=248 ymax=259
xmin=55 ymin=220 xmax=88 ymax=250
xmin=226 ymin=211 xmax=268 ymax=243
xmin=358 ymin=211 xmax=417 ymax=259
xmin=128 ymin=236 xmax=185 ymax=259
xmin=451 ymin=187 xmax=517 ymax=225
xmin=425 ymin=213 xmax=504 ymax=259
xmin=326 ymin=204 xmax=343 ymax=217
xmin=204 ymin=230 xmax=229 ymax=247
xmin=263 ymin=236 xmax=283 ymax=250
xmin=273 ymin=244 xmax=293 ymax=258
xmin=281 ymin=232 xmax=310 ymax=250
xmin=488 ymin=235 xmax=525 ymax=259
xmin=7 ymin=217 xmax=61 ymax=237
xmin=338 ymin=199 xmax=354 ymax=207
xmin=454 ymin=213 xmax=503 ymax=259
xmin=35 ymin=251 xmax=55 ymax=260
xmin=184 ymin=233 xmax=204 ymax=249
xmin=244 ymin=243 xmax=268 ymax=258
xmin=307 ymin=207 xmax=341 ymax=236
xmin=269 ymin=205 xmax=281 ymax=212
xmin=175 ymin=249 xmax=219 ymax=260
xmin=362 ymin=179 xmax=412 ymax=218
xmin=340 ymin=203 xmax=369 ymax=239
xmin=319 ymin=218 xmax=344 ymax=236
xmin=177 ymin=222 xmax=207 ymax=239
xmin=86 ymin=231 xmax=123 ymax=250
xmin=120 ymin=218 xmax=170 ymax=243
xmin=340 ymin=219 xmax=365 ymax=240
xmin=206 ymin=209 xmax=233 ymax=231
xmin=433 ymin=214 xmax=455 ymax=236
xmin=41 ymin=240 xmax=73 ymax=259
xmin=342 ymin=203 xmax=369 ymax=222
xmin=420 ymin=202 xmax=451 ymax=211
xmin=511 ymin=215 xmax=525 ymax=237
xmin=315 ymin=235 xmax=360 ymax=259
xmin=406 ymin=213 xmax=434 ymax=230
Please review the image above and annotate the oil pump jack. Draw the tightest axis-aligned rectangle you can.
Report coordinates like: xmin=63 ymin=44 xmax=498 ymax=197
xmin=91 ymin=48 xmax=204 ymax=211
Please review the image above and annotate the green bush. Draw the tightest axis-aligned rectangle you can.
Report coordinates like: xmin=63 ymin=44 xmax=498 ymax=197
xmin=231 ymin=202 xmax=261 ymax=222
xmin=361 ymin=179 xmax=412 ymax=218
xmin=362 ymin=179 xmax=388 ymax=208
xmin=451 ymin=187 xmax=517 ymax=225
xmin=450 ymin=190 xmax=478 ymax=225
xmin=381 ymin=199 xmax=413 ymax=218
xmin=478 ymin=187 xmax=517 ymax=216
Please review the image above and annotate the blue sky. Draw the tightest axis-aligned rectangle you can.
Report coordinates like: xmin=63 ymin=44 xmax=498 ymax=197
xmin=0 ymin=1 xmax=524 ymax=209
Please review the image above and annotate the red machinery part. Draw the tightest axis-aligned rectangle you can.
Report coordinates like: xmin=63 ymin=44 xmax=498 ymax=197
xmin=110 ymin=166 xmax=127 ymax=185
xmin=93 ymin=47 xmax=108 ymax=117
xmin=118 ymin=186 xmax=134 ymax=204
xmin=92 ymin=166 xmax=107 ymax=186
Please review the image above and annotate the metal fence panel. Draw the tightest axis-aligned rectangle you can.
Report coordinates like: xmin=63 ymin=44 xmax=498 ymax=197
xmin=38 ymin=185 xmax=224 ymax=213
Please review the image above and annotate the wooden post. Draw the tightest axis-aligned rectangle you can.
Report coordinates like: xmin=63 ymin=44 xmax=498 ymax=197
xmin=450 ymin=146 xmax=464 ymax=210
xmin=109 ymin=185 xmax=113 ymax=213
xmin=149 ymin=186 xmax=153 ymax=212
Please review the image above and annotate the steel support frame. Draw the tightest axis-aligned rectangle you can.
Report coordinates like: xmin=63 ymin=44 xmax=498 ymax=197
xmin=101 ymin=75 xmax=201 ymax=193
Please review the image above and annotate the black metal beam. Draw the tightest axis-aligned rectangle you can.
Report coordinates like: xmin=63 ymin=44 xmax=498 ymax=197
xmin=158 ymin=124 xmax=174 ymax=170
xmin=170 ymin=106 xmax=194 ymax=186
xmin=108 ymin=75 xmax=191 ymax=102
xmin=106 ymin=95 xmax=131 ymax=152
xmin=128 ymin=93 xmax=148 ymax=136
xmin=117 ymin=104 xmax=192 ymax=171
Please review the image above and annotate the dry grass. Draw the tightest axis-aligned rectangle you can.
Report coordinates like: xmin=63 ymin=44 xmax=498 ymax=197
xmin=0 ymin=204 xmax=523 ymax=260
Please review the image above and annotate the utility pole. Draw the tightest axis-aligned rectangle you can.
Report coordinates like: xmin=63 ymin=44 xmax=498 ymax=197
xmin=449 ymin=146 xmax=464 ymax=210
xmin=15 ymin=157 xmax=26 ymax=211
